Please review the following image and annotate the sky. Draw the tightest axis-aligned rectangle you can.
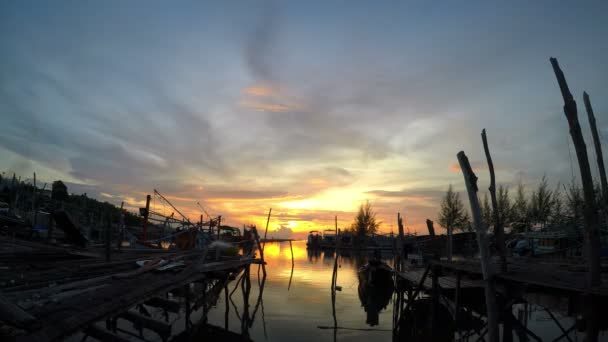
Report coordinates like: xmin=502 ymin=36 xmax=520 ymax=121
xmin=1 ymin=1 xmax=607 ymax=239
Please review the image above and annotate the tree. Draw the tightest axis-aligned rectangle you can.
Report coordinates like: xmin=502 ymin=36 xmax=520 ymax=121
xmin=529 ymin=176 xmax=554 ymax=227
xmin=352 ymin=201 xmax=380 ymax=238
xmin=512 ymin=182 xmax=529 ymax=233
xmin=565 ymin=181 xmax=584 ymax=224
xmin=438 ymin=185 xmax=471 ymax=233
xmin=550 ymin=185 xmax=565 ymax=226
xmin=51 ymin=180 xmax=68 ymax=202
xmin=496 ymin=185 xmax=513 ymax=227
xmin=482 ymin=193 xmax=493 ymax=230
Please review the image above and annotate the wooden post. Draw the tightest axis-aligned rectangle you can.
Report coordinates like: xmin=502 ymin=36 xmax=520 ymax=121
xmin=425 ymin=219 xmax=435 ymax=237
xmin=447 ymin=223 xmax=453 ymax=262
xmin=482 ymin=129 xmax=507 ymax=272
xmin=583 ymin=92 xmax=608 ymax=206
xmin=398 ymin=213 xmax=405 ymax=268
xmin=224 ymin=283 xmax=229 ymax=330
xmin=550 ymin=58 xmax=601 ymax=287
xmin=117 ymin=202 xmax=124 ymax=250
xmin=252 ymin=226 xmax=266 ymax=277
xmin=455 ymin=271 xmax=461 ymax=339
xmin=457 ymin=151 xmax=499 ymax=342
xmin=105 ymin=212 xmax=111 ymax=262
xmin=32 ymin=172 xmax=36 ymax=229
xmin=430 ymin=265 xmax=439 ymax=338
xmin=142 ymin=194 xmax=151 ymax=241
xmin=217 ymin=215 xmax=222 ymax=239
xmin=289 ymin=240 xmax=295 ymax=268
xmin=262 ymin=208 xmax=272 ymax=251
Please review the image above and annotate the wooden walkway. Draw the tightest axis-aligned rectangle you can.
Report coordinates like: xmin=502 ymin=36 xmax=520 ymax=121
xmin=433 ymin=259 xmax=608 ymax=297
xmin=397 ymin=267 xmax=483 ymax=290
xmin=0 ymin=237 xmax=258 ymax=341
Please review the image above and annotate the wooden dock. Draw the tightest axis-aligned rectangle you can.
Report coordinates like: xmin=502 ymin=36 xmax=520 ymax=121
xmin=0 ymin=236 xmax=259 ymax=341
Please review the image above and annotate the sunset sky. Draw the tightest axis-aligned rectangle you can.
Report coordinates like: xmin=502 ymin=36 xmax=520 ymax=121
xmin=1 ymin=1 xmax=607 ymax=239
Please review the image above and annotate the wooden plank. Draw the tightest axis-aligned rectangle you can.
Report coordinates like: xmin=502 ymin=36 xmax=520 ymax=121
xmin=16 ymin=258 xmax=255 ymax=341
xmin=117 ymin=310 xmax=172 ymax=338
xmin=83 ymin=324 xmax=130 ymax=342
xmin=0 ymin=293 xmax=38 ymax=329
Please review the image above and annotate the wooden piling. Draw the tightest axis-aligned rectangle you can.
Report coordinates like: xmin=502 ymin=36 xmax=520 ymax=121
xmin=425 ymin=219 xmax=435 ymax=237
xmin=105 ymin=212 xmax=111 ymax=262
xmin=457 ymin=151 xmax=499 ymax=342
xmin=583 ymin=91 xmax=608 ymax=206
xmin=142 ymin=195 xmax=151 ymax=242
xmin=262 ymin=208 xmax=272 ymax=251
xmin=550 ymin=57 xmax=601 ymax=342
xmin=32 ymin=172 xmax=36 ymax=229
xmin=482 ymin=129 xmax=507 ymax=272
xmin=550 ymin=58 xmax=601 ymax=286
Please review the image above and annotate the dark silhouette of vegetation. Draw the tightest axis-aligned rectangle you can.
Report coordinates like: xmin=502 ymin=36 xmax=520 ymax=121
xmin=51 ymin=180 xmax=69 ymax=202
xmin=438 ymin=185 xmax=471 ymax=233
xmin=351 ymin=201 xmax=380 ymax=243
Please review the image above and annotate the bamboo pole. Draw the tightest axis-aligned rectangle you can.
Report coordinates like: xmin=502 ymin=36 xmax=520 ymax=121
xmin=583 ymin=92 xmax=608 ymax=206
xmin=457 ymin=151 xmax=498 ymax=342
xmin=482 ymin=129 xmax=507 ymax=272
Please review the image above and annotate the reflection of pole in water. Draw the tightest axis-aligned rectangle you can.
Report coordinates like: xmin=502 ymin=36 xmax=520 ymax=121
xmin=288 ymin=240 xmax=295 ymax=291
xmin=330 ymin=216 xmax=340 ymax=342
xmin=241 ymin=265 xmax=251 ymax=338
xmin=224 ymin=283 xmax=229 ymax=331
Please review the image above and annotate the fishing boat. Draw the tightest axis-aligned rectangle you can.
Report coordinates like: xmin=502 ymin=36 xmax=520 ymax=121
xmin=357 ymin=259 xmax=394 ymax=326
xmin=306 ymin=230 xmax=321 ymax=249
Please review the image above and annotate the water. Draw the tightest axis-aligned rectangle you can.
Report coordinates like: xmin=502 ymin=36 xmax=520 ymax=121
xmin=206 ymin=240 xmax=395 ymax=341
xmin=202 ymin=240 xmax=608 ymax=342
xmin=90 ymin=240 xmax=606 ymax=341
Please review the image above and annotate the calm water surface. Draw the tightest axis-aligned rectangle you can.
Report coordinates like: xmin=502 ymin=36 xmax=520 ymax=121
xmin=202 ymin=241 xmax=608 ymax=342
xmin=206 ymin=240 xmax=393 ymax=342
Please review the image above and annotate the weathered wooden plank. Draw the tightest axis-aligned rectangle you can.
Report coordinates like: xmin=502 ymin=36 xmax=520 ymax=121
xmin=83 ymin=324 xmax=130 ymax=342
xmin=0 ymin=293 xmax=38 ymax=329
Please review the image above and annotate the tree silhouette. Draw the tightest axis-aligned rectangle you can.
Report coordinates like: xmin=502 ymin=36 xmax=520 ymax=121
xmin=438 ymin=185 xmax=471 ymax=233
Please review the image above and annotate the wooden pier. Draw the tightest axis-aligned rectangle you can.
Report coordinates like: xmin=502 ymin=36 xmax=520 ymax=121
xmin=393 ymin=257 xmax=608 ymax=341
xmin=0 ymin=236 xmax=260 ymax=341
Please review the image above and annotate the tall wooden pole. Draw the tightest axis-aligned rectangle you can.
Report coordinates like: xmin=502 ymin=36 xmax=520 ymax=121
xmin=550 ymin=58 xmax=601 ymax=285
xmin=105 ymin=211 xmax=111 ymax=262
xmin=583 ymin=91 xmax=608 ymax=205
xmin=551 ymin=58 xmax=601 ymax=342
xmin=457 ymin=151 xmax=498 ymax=342
xmin=426 ymin=219 xmax=435 ymax=237
xmin=32 ymin=172 xmax=36 ymax=229
xmin=482 ymin=129 xmax=507 ymax=272
xmin=262 ymin=208 xmax=272 ymax=251
xmin=142 ymin=195 xmax=151 ymax=242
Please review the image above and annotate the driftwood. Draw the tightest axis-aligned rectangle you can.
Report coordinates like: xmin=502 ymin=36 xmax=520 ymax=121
xmin=583 ymin=92 xmax=608 ymax=206
xmin=481 ymin=129 xmax=507 ymax=272
xmin=457 ymin=151 xmax=498 ymax=342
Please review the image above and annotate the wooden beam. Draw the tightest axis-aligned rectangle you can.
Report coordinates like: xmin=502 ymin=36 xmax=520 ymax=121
xmin=0 ymin=293 xmax=38 ymax=329
xmin=117 ymin=310 xmax=172 ymax=339
xmin=425 ymin=219 xmax=435 ymax=237
xmin=583 ymin=91 xmax=608 ymax=206
xmin=550 ymin=57 xmax=600 ymax=342
xmin=482 ymin=129 xmax=507 ymax=272
xmin=83 ymin=324 xmax=130 ymax=342
xmin=144 ymin=297 xmax=180 ymax=313
xmin=457 ymin=151 xmax=499 ymax=342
